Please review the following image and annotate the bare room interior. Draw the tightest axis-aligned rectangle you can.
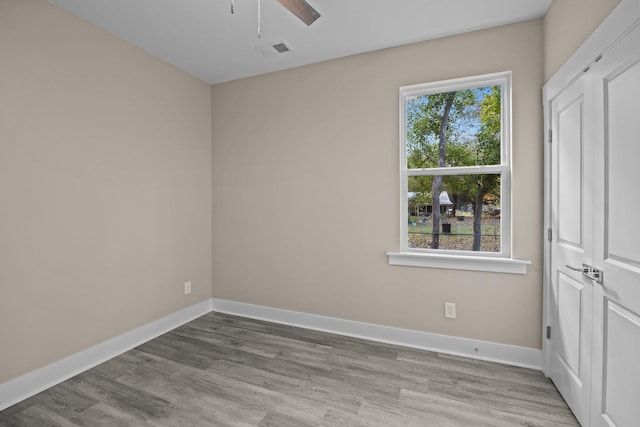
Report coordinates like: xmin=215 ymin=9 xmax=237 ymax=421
xmin=1 ymin=0 xmax=639 ymax=425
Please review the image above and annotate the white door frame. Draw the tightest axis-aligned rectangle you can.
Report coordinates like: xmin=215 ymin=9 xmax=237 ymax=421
xmin=542 ymin=0 xmax=640 ymax=377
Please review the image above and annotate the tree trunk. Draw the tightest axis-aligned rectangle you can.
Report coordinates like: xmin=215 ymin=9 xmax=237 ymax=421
xmin=431 ymin=92 xmax=456 ymax=249
xmin=431 ymin=175 xmax=442 ymax=248
xmin=451 ymin=193 xmax=458 ymax=217
xmin=472 ymin=190 xmax=484 ymax=251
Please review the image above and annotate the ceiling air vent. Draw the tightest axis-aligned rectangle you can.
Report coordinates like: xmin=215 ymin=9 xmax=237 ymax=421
xmin=255 ymin=41 xmax=293 ymax=58
xmin=272 ymin=43 xmax=290 ymax=53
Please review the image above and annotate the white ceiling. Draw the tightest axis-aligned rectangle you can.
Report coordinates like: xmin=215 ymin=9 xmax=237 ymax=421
xmin=49 ymin=0 xmax=552 ymax=84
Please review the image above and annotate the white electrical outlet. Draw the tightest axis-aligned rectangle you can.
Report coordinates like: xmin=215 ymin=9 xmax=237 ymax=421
xmin=184 ymin=281 xmax=192 ymax=295
xmin=444 ymin=302 xmax=456 ymax=319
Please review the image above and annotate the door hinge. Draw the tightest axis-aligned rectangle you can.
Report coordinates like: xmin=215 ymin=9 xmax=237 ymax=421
xmin=548 ymin=129 xmax=552 ymax=143
xmin=547 ymin=228 xmax=552 ymax=242
xmin=546 ymin=325 xmax=551 ymax=340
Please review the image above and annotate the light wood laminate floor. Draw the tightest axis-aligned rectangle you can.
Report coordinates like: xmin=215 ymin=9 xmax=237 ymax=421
xmin=0 ymin=312 xmax=579 ymax=426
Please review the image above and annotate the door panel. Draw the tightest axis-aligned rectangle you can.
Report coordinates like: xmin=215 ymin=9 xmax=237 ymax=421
xmin=557 ymin=98 xmax=584 ymax=247
xmin=601 ymin=301 xmax=640 ymax=426
xmin=557 ymin=273 xmax=584 ymax=379
xmin=605 ymin=58 xmax=640 ymax=266
xmin=550 ymin=76 xmax=593 ymax=427
xmin=590 ymin=23 xmax=640 ymax=427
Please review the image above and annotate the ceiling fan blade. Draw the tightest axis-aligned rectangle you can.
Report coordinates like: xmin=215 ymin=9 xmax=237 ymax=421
xmin=276 ymin=0 xmax=320 ymax=26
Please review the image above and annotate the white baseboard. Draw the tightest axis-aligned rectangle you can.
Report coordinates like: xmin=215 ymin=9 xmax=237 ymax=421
xmin=211 ymin=298 xmax=542 ymax=370
xmin=0 ymin=299 xmax=213 ymax=412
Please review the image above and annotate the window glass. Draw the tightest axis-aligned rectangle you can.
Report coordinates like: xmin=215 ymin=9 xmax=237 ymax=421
xmin=400 ymin=73 xmax=510 ymax=256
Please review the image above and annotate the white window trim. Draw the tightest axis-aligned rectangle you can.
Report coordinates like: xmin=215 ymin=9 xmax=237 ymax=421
xmin=390 ymin=71 xmax=529 ymax=274
xmin=387 ymin=251 xmax=530 ymax=274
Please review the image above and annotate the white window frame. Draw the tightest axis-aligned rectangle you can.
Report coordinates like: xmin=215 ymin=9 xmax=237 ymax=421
xmin=387 ymin=72 xmax=530 ymax=274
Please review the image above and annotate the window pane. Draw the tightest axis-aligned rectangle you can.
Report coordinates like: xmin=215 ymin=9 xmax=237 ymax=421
xmin=406 ymin=86 xmax=501 ymax=169
xmin=407 ymin=174 xmax=501 ymax=253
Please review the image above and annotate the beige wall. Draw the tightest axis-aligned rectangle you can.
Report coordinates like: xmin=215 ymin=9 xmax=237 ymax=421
xmin=212 ymin=20 xmax=545 ymax=350
xmin=543 ymin=0 xmax=620 ymax=81
xmin=0 ymin=0 xmax=212 ymax=383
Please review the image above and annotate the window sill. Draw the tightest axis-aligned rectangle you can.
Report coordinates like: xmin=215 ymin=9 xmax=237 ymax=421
xmin=387 ymin=251 xmax=530 ymax=274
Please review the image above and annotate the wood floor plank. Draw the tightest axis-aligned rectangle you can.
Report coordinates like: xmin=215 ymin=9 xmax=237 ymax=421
xmin=0 ymin=404 xmax=79 ymax=427
xmin=64 ymin=370 xmax=169 ymax=422
xmin=16 ymin=381 xmax=97 ymax=422
xmin=70 ymin=402 xmax=149 ymax=427
xmin=116 ymin=366 xmax=268 ymax=426
xmin=0 ymin=312 xmax=579 ymax=426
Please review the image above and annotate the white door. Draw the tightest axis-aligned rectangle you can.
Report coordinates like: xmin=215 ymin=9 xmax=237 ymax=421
xmin=589 ymin=24 xmax=640 ymax=427
xmin=549 ymin=73 xmax=595 ymax=427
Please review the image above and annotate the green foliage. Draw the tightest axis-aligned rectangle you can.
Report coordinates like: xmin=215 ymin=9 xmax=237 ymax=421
xmin=477 ymin=86 xmax=501 ymax=165
xmin=407 ymin=176 xmax=432 ymax=197
xmin=406 ymin=90 xmax=476 ymax=169
xmin=473 ymin=86 xmax=501 ymax=196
